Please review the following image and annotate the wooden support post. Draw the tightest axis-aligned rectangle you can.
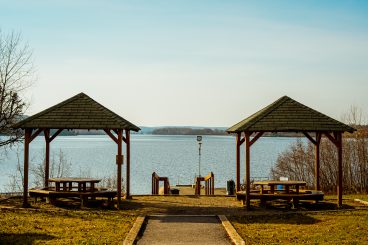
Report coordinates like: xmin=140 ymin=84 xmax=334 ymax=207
xmin=212 ymin=173 xmax=214 ymax=195
xmin=117 ymin=129 xmax=123 ymax=208
xmin=236 ymin=132 xmax=241 ymax=192
xmin=152 ymin=173 xmax=154 ymax=194
xmin=126 ymin=130 xmax=131 ymax=199
xmin=23 ymin=129 xmax=32 ymax=207
xmin=245 ymin=132 xmax=251 ymax=210
xmin=336 ymin=132 xmax=343 ymax=207
xmin=44 ymin=129 xmax=50 ymax=188
xmin=315 ymin=132 xmax=321 ymax=191
xmin=164 ymin=180 xmax=168 ymax=195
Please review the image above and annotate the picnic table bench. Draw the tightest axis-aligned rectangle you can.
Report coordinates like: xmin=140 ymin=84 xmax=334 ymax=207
xmin=236 ymin=180 xmax=324 ymax=208
xmin=29 ymin=177 xmax=117 ymax=207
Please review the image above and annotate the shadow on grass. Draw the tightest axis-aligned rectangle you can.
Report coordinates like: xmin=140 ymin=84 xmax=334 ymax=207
xmin=120 ymin=197 xmax=359 ymax=216
xmin=0 ymin=232 xmax=56 ymax=245
xmin=33 ymin=197 xmax=118 ymax=211
xmin=229 ymin=213 xmax=320 ymax=225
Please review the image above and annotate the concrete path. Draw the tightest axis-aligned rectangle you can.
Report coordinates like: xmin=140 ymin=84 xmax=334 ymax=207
xmin=137 ymin=215 xmax=231 ymax=245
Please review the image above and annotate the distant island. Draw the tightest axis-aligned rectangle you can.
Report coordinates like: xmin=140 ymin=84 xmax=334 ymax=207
xmin=151 ymin=127 xmax=227 ymax=135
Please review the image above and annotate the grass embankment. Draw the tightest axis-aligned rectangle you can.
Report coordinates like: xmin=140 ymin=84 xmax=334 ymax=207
xmin=230 ymin=209 xmax=368 ymax=244
xmin=0 ymin=209 xmax=136 ymax=244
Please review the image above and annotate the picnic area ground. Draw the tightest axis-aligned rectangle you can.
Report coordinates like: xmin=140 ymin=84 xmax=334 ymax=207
xmin=0 ymin=194 xmax=367 ymax=244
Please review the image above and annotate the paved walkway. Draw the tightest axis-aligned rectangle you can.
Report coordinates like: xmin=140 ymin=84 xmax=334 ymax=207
xmin=137 ymin=215 xmax=231 ymax=245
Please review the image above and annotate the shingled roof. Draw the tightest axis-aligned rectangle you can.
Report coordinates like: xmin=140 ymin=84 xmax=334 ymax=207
xmin=13 ymin=93 xmax=141 ymax=131
xmin=227 ymin=96 xmax=355 ymax=133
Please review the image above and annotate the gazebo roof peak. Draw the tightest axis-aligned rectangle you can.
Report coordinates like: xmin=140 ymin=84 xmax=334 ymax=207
xmin=13 ymin=92 xmax=140 ymax=131
xmin=227 ymin=95 xmax=355 ymax=133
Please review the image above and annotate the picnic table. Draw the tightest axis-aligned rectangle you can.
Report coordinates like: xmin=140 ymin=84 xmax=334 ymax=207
xmin=30 ymin=177 xmax=117 ymax=207
xmin=49 ymin=177 xmax=101 ymax=192
xmin=254 ymin=180 xmax=307 ymax=194
xmin=237 ymin=180 xmax=323 ymax=208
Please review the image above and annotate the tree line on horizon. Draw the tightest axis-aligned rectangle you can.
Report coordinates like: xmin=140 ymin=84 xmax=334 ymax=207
xmin=151 ymin=127 xmax=227 ymax=135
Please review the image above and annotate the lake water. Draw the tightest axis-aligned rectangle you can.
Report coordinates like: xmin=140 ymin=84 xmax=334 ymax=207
xmin=0 ymin=135 xmax=300 ymax=194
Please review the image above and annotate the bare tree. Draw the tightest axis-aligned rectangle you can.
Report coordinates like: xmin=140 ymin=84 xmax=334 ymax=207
xmin=31 ymin=149 xmax=72 ymax=187
xmin=271 ymin=107 xmax=368 ymax=194
xmin=0 ymin=30 xmax=34 ymax=147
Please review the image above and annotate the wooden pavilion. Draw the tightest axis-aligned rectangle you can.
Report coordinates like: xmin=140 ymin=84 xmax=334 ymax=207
xmin=227 ymin=96 xmax=355 ymax=209
xmin=12 ymin=92 xmax=140 ymax=207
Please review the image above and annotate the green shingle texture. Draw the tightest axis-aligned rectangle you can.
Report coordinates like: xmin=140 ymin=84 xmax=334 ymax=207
xmin=12 ymin=93 xmax=140 ymax=131
xmin=227 ymin=96 xmax=355 ymax=133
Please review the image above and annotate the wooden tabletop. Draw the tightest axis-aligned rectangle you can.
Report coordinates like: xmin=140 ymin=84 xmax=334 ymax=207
xmin=254 ymin=180 xmax=306 ymax=186
xmin=49 ymin=177 xmax=101 ymax=183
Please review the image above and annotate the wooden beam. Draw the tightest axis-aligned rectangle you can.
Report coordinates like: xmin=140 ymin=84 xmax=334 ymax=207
xmin=236 ymin=132 xmax=241 ymax=192
xmin=249 ymin=132 xmax=264 ymax=147
xmin=23 ymin=129 xmax=31 ymax=207
xmin=30 ymin=128 xmax=43 ymax=142
xmin=44 ymin=129 xmax=50 ymax=188
xmin=303 ymin=132 xmax=317 ymax=145
xmin=323 ymin=132 xmax=338 ymax=146
xmin=336 ymin=132 xmax=343 ymax=207
xmin=49 ymin=129 xmax=64 ymax=142
xmin=126 ymin=130 xmax=131 ymax=199
xmin=315 ymin=132 xmax=321 ymax=191
xmin=245 ymin=132 xmax=251 ymax=210
xmin=114 ymin=129 xmax=127 ymax=143
xmin=104 ymin=129 xmax=118 ymax=144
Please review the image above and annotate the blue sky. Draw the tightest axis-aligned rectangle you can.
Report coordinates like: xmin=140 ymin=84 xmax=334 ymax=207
xmin=1 ymin=0 xmax=367 ymax=126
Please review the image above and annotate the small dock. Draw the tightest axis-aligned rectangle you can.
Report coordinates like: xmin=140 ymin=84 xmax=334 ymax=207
xmin=157 ymin=185 xmax=228 ymax=196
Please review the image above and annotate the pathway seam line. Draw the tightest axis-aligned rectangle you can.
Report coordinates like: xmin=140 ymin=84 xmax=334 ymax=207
xmin=218 ymin=215 xmax=245 ymax=245
xmin=123 ymin=215 xmax=146 ymax=245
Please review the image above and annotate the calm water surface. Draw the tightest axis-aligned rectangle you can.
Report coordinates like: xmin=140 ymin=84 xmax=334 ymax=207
xmin=0 ymin=135 xmax=300 ymax=194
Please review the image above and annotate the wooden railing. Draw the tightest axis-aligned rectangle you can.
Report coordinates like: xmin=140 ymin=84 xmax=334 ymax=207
xmin=195 ymin=172 xmax=215 ymax=195
xmin=152 ymin=172 xmax=170 ymax=195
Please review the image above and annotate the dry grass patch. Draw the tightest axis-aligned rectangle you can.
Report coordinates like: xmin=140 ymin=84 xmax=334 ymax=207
xmin=229 ymin=209 xmax=368 ymax=244
xmin=343 ymin=194 xmax=368 ymax=202
xmin=0 ymin=209 xmax=136 ymax=244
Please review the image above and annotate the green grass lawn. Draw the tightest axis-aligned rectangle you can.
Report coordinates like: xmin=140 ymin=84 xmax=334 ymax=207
xmin=230 ymin=209 xmax=368 ymax=244
xmin=0 ymin=209 xmax=136 ymax=244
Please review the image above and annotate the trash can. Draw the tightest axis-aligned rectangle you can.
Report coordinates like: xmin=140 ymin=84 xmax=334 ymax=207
xmin=170 ymin=188 xmax=180 ymax=195
xmin=227 ymin=180 xmax=235 ymax=195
